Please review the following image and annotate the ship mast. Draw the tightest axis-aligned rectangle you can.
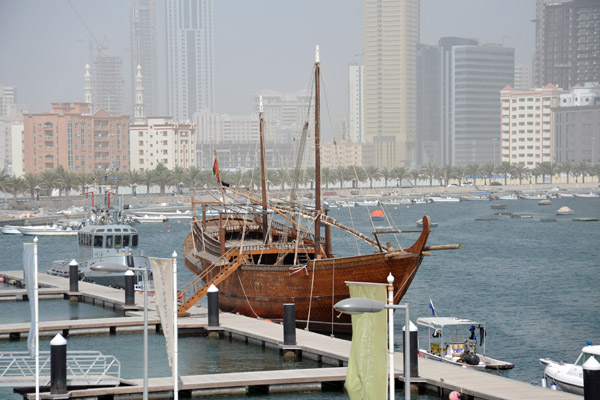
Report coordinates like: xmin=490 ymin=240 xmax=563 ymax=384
xmin=314 ymin=46 xmax=322 ymax=257
xmin=259 ymin=96 xmax=269 ymax=243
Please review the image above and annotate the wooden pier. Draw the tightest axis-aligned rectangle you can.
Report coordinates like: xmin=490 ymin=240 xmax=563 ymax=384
xmin=0 ymin=270 xmax=580 ymax=400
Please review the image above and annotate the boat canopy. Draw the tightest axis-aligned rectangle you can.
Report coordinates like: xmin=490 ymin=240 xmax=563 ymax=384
xmin=583 ymin=345 xmax=600 ymax=357
xmin=416 ymin=317 xmax=483 ymax=330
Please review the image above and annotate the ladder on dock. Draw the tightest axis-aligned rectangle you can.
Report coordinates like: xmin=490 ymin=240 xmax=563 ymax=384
xmin=178 ymin=247 xmax=248 ymax=314
xmin=0 ymin=351 xmax=120 ymax=388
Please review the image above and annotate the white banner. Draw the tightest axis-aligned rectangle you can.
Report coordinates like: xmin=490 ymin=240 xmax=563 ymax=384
xmin=23 ymin=243 xmax=36 ymax=358
xmin=149 ymin=258 xmax=175 ymax=369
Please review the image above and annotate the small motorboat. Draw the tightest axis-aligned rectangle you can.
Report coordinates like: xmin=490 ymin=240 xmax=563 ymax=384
xmin=556 ymin=206 xmax=574 ymax=215
xmin=417 ymin=316 xmax=514 ymax=375
xmin=538 ymin=199 xmax=552 ymax=206
xmin=1 ymin=225 xmax=22 ymax=235
xmin=540 ymin=343 xmax=600 ymax=395
xmin=490 ymin=204 xmax=507 ymax=210
xmin=573 ymin=192 xmax=600 ymax=198
xmin=428 ymin=196 xmax=460 ymax=203
xmin=18 ymin=225 xmax=79 ymax=236
xmin=133 ymin=214 xmax=168 ymax=223
xmin=370 ymin=209 xmax=385 ymax=221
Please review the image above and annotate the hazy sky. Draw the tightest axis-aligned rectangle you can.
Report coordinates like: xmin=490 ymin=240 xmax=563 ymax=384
xmin=0 ymin=0 xmax=535 ymax=116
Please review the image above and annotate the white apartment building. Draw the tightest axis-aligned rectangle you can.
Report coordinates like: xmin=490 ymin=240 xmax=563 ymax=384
xmin=129 ymin=117 xmax=196 ymax=171
xmin=500 ymin=84 xmax=564 ymax=167
xmin=320 ymin=142 xmax=374 ymax=168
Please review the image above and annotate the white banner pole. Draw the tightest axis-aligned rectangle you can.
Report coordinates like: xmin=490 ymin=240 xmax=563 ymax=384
xmin=34 ymin=237 xmax=39 ymax=400
xmin=172 ymin=251 xmax=178 ymax=400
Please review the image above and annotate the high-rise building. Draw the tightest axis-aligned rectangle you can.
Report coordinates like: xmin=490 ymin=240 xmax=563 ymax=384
xmin=166 ymin=0 xmax=215 ymax=122
xmin=417 ymin=38 xmax=514 ymax=167
xmin=363 ymin=0 xmax=419 ymax=169
xmin=252 ymin=90 xmax=312 ymax=145
xmin=348 ymin=64 xmax=364 ymax=143
xmin=534 ymin=0 xmax=600 ymax=88
xmin=93 ymin=55 xmax=124 ymax=116
xmin=23 ymin=103 xmax=130 ymax=174
xmin=500 ymin=84 xmax=564 ymax=168
xmin=553 ymin=82 xmax=600 ymax=164
xmin=0 ymin=85 xmax=16 ymax=119
xmin=514 ymin=64 xmax=531 ymax=91
xmin=130 ymin=0 xmax=158 ymax=117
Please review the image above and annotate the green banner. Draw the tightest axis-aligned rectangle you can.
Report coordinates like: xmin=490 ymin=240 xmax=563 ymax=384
xmin=345 ymin=283 xmax=388 ymax=399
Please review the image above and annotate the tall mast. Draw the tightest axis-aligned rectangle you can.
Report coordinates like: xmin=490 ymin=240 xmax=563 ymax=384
xmin=259 ymin=96 xmax=269 ymax=242
xmin=314 ymin=46 xmax=322 ymax=257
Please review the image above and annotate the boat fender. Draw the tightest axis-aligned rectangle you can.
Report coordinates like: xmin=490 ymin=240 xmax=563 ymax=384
xmin=465 ymin=353 xmax=480 ymax=365
xmin=449 ymin=391 xmax=462 ymax=400
xmin=99 ymin=216 xmax=106 ymax=224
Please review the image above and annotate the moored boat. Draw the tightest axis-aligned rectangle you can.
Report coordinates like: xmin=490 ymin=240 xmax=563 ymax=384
xmin=540 ymin=344 xmax=600 ymax=395
xmin=1 ymin=225 xmax=22 ymax=235
xmin=133 ymin=214 xmax=168 ymax=223
xmin=180 ymin=47 xmax=460 ymax=333
xmin=556 ymin=206 xmax=574 ymax=215
xmin=417 ymin=316 xmax=515 ymax=374
xmin=18 ymin=225 xmax=79 ymax=236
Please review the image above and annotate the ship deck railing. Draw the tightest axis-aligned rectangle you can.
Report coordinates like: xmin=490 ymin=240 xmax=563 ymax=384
xmin=0 ymin=351 xmax=120 ymax=387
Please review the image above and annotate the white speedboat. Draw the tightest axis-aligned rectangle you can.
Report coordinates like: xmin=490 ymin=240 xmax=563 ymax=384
xmin=498 ymin=193 xmax=518 ymax=200
xmin=573 ymin=192 xmax=600 ymax=198
xmin=540 ymin=344 xmax=600 ymax=395
xmin=428 ymin=196 xmax=460 ymax=203
xmin=417 ymin=316 xmax=514 ymax=375
xmin=18 ymin=225 xmax=78 ymax=236
xmin=138 ymin=209 xmax=192 ymax=219
xmin=133 ymin=214 xmax=168 ymax=223
xmin=1 ymin=225 xmax=22 ymax=235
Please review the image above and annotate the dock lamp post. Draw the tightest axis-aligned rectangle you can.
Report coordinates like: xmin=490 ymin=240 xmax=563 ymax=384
xmin=35 ymin=185 xmax=40 ymax=201
xmin=90 ymin=262 xmax=150 ymax=400
xmin=333 ymin=275 xmax=411 ymax=400
xmin=84 ymin=185 xmax=89 ymax=198
xmin=178 ymin=182 xmax=184 ymax=195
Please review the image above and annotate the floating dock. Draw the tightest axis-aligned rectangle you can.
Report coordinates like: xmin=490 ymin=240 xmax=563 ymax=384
xmin=0 ymin=270 xmax=579 ymax=400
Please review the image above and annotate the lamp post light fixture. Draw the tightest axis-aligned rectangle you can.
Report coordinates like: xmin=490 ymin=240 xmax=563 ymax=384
xmin=34 ymin=185 xmax=40 ymax=201
xmin=178 ymin=182 xmax=184 ymax=195
xmin=90 ymin=263 xmax=150 ymax=400
xmin=132 ymin=182 xmax=138 ymax=197
xmin=84 ymin=185 xmax=89 ymax=199
xmin=333 ymin=274 xmax=411 ymax=400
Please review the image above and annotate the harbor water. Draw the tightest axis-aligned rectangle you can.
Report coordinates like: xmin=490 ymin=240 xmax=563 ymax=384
xmin=1 ymin=195 xmax=599 ymax=398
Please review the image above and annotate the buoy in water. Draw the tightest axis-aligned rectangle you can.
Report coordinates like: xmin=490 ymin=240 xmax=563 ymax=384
xmin=0 ymin=277 xmax=4 ymax=282
xmin=168 ymin=225 xmax=172 ymax=228
xmin=449 ymin=391 xmax=462 ymax=400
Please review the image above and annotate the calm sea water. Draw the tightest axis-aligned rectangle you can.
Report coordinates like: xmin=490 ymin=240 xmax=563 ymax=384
xmin=1 ymin=196 xmax=599 ymax=399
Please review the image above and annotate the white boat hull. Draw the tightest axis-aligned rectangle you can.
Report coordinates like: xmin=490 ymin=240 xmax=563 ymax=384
xmin=541 ymin=360 xmax=583 ymax=395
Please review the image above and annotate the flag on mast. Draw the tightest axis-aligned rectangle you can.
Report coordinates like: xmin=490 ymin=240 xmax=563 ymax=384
xmin=212 ymin=157 xmax=229 ymax=187
xmin=429 ymin=299 xmax=437 ymax=317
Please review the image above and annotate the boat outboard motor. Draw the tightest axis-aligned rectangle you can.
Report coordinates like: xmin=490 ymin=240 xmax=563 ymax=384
xmin=479 ymin=326 xmax=485 ymax=346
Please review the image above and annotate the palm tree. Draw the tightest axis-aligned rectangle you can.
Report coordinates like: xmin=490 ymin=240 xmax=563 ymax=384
xmin=558 ymin=161 xmax=574 ymax=184
xmin=277 ymin=168 xmax=290 ymax=190
xmin=335 ymin=166 xmax=346 ymax=189
xmin=573 ymin=161 xmax=591 ymax=183
xmin=141 ymin=169 xmax=156 ymax=194
xmin=183 ymin=166 xmax=203 ymax=188
xmin=391 ymin=166 xmax=409 ymax=188
xmin=464 ymin=163 xmax=480 ymax=186
xmin=537 ymin=162 xmax=557 ymax=184
xmin=438 ymin=165 xmax=452 ymax=187
xmin=409 ymin=169 xmax=421 ymax=187
xmin=58 ymin=171 xmax=79 ymax=197
xmin=530 ymin=166 xmax=542 ymax=184
xmin=153 ymin=163 xmax=172 ymax=195
xmin=351 ymin=166 xmax=368 ymax=188
xmin=23 ymin=173 xmax=42 ymax=199
xmin=480 ymin=162 xmax=495 ymax=185
xmin=321 ymin=167 xmax=337 ymax=189
xmin=74 ymin=172 xmax=95 ymax=194
xmin=420 ymin=162 xmax=439 ymax=187
xmin=381 ymin=167 xmax=393 ymax=188
xmin=5 ymin=176 xmax=27 ymax=201
xmin=590 ymin=163 xmax=600 ymax=184
xmin=40 ymin=169 xmax=59 ymax=196
xmin=496 ymin=161 xmax=514 ymax=186
xmin=364 ymin=166 xmax=382 ymax=189
xmin=511 ymin=163 xmax=530 ymax=185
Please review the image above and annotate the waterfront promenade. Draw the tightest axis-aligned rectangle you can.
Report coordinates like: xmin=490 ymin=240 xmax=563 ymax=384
xmin=0 ymin=270 xmax=580 ymax=400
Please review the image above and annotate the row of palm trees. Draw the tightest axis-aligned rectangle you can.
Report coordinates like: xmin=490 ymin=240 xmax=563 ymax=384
xmin=1 ymin=161 xmax=599 ymax=201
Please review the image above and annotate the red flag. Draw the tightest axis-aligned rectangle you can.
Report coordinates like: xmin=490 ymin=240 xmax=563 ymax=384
xmin=212 ymin=159 xmax=221 ymax=183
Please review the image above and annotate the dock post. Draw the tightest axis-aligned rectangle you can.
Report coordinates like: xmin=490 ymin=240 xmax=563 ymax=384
xmin=283 ymin=303 xmax=296 ymax=346
xmin=583 ymin=356 xmax=600 ymax=400
xmin=124 ymin=270 xmax=135 ymax=306
xmin=69 ymin=259 xmax=78 ymax=293
xmin=50 ymin=333 xmax=67 ymax=394
xmin=403 ymin=321 xmax=419 ymax=377
xmin=208 ymin=284 xmax=219 ymax=327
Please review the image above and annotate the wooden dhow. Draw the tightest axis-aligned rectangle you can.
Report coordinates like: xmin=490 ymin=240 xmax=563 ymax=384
xmin=180 ymin=47 xmax=460 ymax=333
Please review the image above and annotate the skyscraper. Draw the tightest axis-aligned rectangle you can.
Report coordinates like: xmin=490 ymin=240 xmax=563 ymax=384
xmin=130 ymin=0 xmax=158 ymax=117
xmin=348 ymin=63 xmax=364 ymax=143
xmin=363 ymin=0 xmax=419 ymax=168
xmin=93 ymin=55 xmax=124 ymax=116
xmin=166 ymin=0 xmax=215 ymax=122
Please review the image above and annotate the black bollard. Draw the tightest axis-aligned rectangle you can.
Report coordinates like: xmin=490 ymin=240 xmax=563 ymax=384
xmin=584 ymin=356 xmax=600 ymax=400
xmin=124 ymin=270 xmax=135 ymax=306
xmin=403 ymin=320 xmax=419 ymax=377
xmin=69 ymin=259 xmax=78 ymax=293
xmin=50 ymin=333 xmax=67 ymax=394
xmin=283 ymin=303 xmax=296 ymax=346
xmin=207 ymin=284 xmax=219 ymax=327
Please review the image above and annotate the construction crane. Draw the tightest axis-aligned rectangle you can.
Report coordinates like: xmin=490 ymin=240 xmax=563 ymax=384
xmin=67 ymin=0 xmax=108 ymax=56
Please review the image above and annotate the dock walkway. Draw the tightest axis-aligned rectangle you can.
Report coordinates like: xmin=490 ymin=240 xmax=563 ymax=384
xmin=0 ymin=270 xmax=579 ymax=400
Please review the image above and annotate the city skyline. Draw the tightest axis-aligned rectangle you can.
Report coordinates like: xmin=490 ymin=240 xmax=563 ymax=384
xmin=0 ymin=0 xmax=536 ymax=118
